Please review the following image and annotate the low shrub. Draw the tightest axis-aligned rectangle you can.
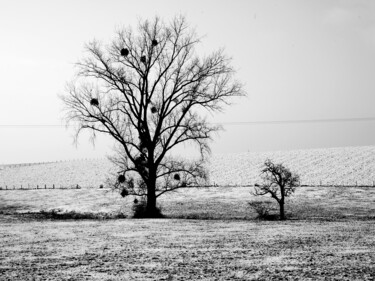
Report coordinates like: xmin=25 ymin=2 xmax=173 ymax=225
xmin=182 ymin=213 xmax=215 ymax=220
xmin=248 ymin=201 xmax=279 ymax=220
xmin=132 ymin=199 xmax=164 ymax=218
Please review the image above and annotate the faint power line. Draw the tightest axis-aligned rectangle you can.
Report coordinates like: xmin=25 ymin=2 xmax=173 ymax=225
xmin=0 ymin=125 xmax=69 ymax=128
xmin=212 ymin=116 xmax=375 ymax=126
xmin=1 ymin=116 xmax=375 ymax=128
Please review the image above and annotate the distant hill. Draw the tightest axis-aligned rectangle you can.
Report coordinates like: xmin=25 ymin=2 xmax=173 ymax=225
xmin=209 ymin=146 xmax=375 ymax=186
xmin=1 ymin=146 xmax=375 ymax=188
xmin=0 ymin=159 xmax=112 ymax=189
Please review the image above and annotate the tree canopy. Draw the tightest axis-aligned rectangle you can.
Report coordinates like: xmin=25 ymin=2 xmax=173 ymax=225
xmin=61 ymin=16 xmax=244 ymax=217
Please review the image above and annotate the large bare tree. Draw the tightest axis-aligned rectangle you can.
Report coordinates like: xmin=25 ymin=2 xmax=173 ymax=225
xmin=61 ymin=16 xmax=244 ymax=217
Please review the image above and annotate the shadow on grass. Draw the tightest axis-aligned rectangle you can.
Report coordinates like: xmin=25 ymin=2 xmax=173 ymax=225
xmin=24 ymin=209 xmax=128 ymax=220
xmin=0 ymin=205 xmax=30 ymax=214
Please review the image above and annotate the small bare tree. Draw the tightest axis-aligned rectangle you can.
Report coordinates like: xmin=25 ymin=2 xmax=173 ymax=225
xmin=253 ymin=159 xmax=300 ymax=220
xmin=61 ymin=16 xmax=244 ymax=217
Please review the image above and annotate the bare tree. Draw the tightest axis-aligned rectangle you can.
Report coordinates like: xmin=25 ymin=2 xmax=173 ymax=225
xmin=61 ymin=16 xmax=244 ymax=217
xmin=253 ymin=159 xmax=300 ymax=220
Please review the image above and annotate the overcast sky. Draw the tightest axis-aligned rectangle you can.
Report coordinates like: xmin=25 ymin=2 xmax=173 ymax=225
xmin=1 ymin=0 xmax=375 ymax=164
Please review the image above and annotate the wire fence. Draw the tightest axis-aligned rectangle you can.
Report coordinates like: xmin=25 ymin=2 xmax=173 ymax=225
xmin=0 ymin=184 xmax=84 ymax=190
xmin=1 ymin=182 xmax=374 ymax=191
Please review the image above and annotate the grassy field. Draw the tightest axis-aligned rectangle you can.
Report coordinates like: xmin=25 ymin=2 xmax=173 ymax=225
xmin=1 ymin=185 xmax=375 ymax=280
xmin=1 ymin=145 xmax=375 ymax=280
xmin=1 ymin=185 xmax=375 ymax=220
xmin=1 ymin=217 xmax=374 ymax=280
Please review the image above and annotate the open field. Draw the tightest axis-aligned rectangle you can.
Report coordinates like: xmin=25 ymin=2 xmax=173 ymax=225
xmin=1 ymin=185 xmax=375 ymax=220
xmin=1 ymin=185 xmax=375 ymax=280
xmin=1 ymin=217 xmax=374 ymax=280
xmin=2 ymin=145 xmax=375 ymax=188
xmin=1 ymin=145 xmax=375 ymax=280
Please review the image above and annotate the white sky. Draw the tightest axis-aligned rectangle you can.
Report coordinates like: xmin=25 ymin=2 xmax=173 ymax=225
xmin=1 ymin=0 xmax=375 ymax=164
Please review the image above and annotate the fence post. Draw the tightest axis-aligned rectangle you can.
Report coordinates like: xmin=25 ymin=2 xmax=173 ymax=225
xmin=5 ymin=186 xmax=7 ymax=190
xmin=53 ymin=184 xmax=55 ymax=189
xmin=37 ymin=185 xmax=39 ymax=189
xmin=45 ymin=184 xmax=46 ymax=189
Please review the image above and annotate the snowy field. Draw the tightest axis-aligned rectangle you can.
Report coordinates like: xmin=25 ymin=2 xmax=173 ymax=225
xmin=1 ymin=145 xmax=375 ymax=280
xmin=1 ymin=145 xmax=375 ymax=188
xmin=1 ymin=217 xmax=374 ymax=280
xmin=1 ymin=184 xmax=375 ymax=280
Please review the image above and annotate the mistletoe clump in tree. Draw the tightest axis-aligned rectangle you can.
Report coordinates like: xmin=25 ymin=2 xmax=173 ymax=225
xmin=62 ymin=16 xmax=244 ymax=218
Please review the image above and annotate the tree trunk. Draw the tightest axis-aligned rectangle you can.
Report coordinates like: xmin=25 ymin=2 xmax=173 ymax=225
xmin=279 ymin=199 xmax=285 ymax=220
xmin=279 ymin=185 xmax=286 ymax=220
xmin=146 ymin=187 xmax=157 ymax=217
xmin=145 ymin=168 xmax=160 ymax=218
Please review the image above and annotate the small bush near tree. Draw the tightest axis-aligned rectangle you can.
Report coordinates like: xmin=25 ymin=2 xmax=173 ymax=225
xmin=248 ymin=201 xmax=278 ymax=220
xmin=252 ymin=159 xmax=300 ymax=220
xmin=132 ymin=198 xmax=163 ymax=218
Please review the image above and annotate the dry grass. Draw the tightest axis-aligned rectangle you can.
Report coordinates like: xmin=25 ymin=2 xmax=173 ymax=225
xmin=1 ymin=185 xmax=375 ymax=220
xmin=1 ymin=185 xmax=375 ymax=279
xmin=1 ymin=217 xmax=374 ymax=280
